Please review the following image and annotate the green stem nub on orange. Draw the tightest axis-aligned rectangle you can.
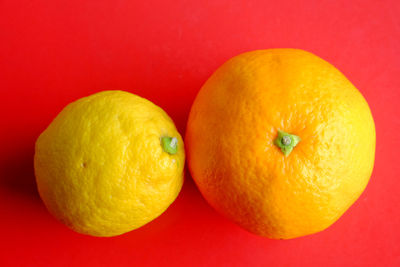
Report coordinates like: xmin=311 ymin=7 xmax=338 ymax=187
xmin=274 ymin=130 xmax=301 ymax=156
xmin=161 ymin=137 xmax=178 ymax=155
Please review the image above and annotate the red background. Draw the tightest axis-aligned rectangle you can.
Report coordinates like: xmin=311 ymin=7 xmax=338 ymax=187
xmin=1 ymin=0 xmax=399 ymax=266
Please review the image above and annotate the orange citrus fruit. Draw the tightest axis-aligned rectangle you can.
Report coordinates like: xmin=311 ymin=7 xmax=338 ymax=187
xmin=186 ymin=49 xmax=375 ymax=239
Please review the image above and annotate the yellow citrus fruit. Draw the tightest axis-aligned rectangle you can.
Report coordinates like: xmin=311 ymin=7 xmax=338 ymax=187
xmin=34 ymin=90 xmax=184 ymax=237
xmin=186 ymin=49 xmax=375 ymax=239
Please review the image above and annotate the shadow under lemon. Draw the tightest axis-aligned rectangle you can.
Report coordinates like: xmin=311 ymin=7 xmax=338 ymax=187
xmin=0 ymin=140 xmax=40 ymax=202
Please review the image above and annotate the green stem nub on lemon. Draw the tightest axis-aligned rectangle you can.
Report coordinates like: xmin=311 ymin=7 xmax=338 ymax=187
xmin=161 ymin=137 xmax=178 ymax=155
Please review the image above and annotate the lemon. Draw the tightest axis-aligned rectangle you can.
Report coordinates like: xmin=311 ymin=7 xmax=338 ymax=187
xmin=34 ymin=90 xmax=185 ymax=237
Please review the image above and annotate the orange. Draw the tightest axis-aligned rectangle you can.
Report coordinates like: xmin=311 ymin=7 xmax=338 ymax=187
xmin=186 ymin=49 xmax=375 ymax=239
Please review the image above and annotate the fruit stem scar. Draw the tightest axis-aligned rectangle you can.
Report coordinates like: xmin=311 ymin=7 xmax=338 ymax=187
xmin=161 ymin=136 xmax=178 ymax=155
xmin=282 ymin=136 xmax=292 ymax=145
xmin=274 ymin=130 xmax=301 ymax=156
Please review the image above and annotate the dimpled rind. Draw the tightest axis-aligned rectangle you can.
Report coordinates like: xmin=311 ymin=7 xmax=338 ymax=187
xmin=34 ymin=90 xmax=185 ymax=237
xmin=186 ymin=49 xmax=375 ymax=239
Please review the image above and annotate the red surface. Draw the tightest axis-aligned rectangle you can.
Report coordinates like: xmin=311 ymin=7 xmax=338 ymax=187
xmin=1 ymin=0 xmax=399 ymax=266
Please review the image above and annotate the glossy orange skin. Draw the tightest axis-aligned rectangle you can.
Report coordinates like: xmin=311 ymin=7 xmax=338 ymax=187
xmin=186 ymin=49 xmax=375 ymax=239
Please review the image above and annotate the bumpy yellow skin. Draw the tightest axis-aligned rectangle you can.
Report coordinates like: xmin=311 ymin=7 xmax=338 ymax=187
xmin=34 ymin=91 xmax=184 ymax=237
xmin=186 ymin=49 xmax=376 ymax=239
